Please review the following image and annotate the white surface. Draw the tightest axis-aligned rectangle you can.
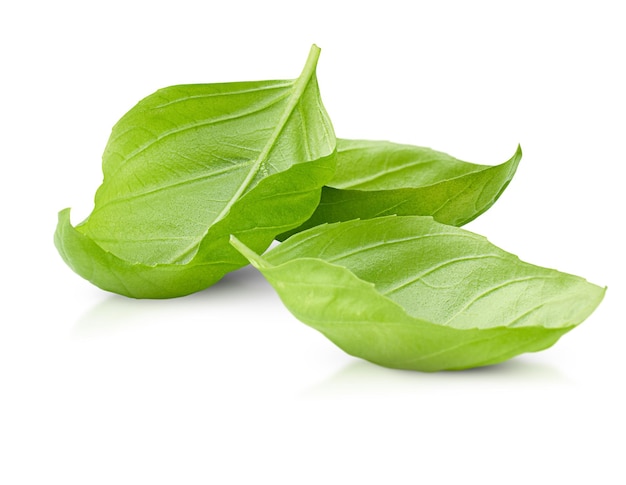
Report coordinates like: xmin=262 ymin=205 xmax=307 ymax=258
xmin=1 ymin=1 xmax=624 ymax=483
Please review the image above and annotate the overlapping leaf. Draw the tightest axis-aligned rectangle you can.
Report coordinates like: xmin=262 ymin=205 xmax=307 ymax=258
xmin=55 ymin=45 xmax=336 ymax=298
xmin=279 ymin=140 xmax=521 ymax=239
xmin=232 ymin=216 xmax=605 ymax=371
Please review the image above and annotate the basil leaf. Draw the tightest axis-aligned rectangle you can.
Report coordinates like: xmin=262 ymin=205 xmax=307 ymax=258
xmin=55 ymin=45 xmax=336 ymax=298
xmin=278 ymin=140 xmax=521 ymax=239
xmin=232 ymin=216 xmax=604 ymax=371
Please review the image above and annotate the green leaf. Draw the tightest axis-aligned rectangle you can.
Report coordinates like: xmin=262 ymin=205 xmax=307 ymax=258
xmin=55 ymin=45 xmax=336 ymax=298
xmin=232 ymin=216 xmax=605 ymax=371
xmin=278 ymin=140 xmax=521 ymax=239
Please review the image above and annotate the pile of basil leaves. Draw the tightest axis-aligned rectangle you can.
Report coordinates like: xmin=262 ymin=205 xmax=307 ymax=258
xmin=55 ymin=46 xmax=604 ymax=371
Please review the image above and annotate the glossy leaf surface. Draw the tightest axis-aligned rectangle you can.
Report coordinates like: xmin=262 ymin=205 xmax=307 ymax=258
xmin=279 ymin=140 xmax=521 ymax=239
xmin=55 ymin=46 xmax=336 ymax=298
xmin=233 ymin=216 xmax=605 ymax=371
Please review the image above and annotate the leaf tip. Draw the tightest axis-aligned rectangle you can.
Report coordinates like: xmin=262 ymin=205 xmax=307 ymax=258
xmin=511 ymin=144 xmax=523 ymax=165
xmin=57 ymin=207 xmax=72 ymax=220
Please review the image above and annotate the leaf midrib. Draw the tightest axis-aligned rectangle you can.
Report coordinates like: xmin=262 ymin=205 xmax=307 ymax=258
xmin=210 ymin=47 xmax=321 ymax=225
xmin=173 ymin=46 xmax=322 ymax=262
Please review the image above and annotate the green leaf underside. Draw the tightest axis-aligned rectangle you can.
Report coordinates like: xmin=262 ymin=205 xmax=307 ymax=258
xmin=55 ymin=45 xmax=336 ymax=298
xmin=278 ymin=140 xmax=521 ymax=240
xmin=231 ymin=216 xmax=605 ymax=371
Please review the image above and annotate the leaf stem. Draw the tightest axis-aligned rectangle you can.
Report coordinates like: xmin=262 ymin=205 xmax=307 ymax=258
xmin=229 ymin=236 xmax=272 ymax=269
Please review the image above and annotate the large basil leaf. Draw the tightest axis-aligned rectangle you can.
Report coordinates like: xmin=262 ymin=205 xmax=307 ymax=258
xmin=55 ymin=45 xmax=336 ymax=298
xmin=278 ymin=140 xmax=521 ymax=239
xmin=232 ymin=216 xmax=604 ymax=371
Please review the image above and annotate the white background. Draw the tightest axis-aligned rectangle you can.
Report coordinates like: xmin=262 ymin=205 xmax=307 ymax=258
xmin=2 ymin=1 xmax=624 ymax=483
